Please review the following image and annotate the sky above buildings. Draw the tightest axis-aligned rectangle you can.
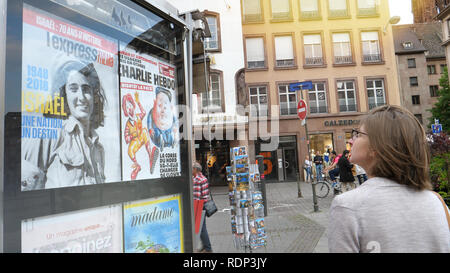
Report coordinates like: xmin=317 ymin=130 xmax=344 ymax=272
xmin=389 ymin=0 xmax=414 ymax=25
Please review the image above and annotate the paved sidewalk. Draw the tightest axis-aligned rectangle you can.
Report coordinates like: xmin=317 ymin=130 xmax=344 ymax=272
xmin=206 ymin=181 xmax=334 ymax=253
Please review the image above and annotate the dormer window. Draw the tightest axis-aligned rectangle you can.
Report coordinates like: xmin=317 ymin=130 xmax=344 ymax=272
xmin=402 ymin=42 xmax=413 ymax=49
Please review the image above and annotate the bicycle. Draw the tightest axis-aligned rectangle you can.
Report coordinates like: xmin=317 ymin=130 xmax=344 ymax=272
xmin=314 ymin=173 xmax=342 ymax=198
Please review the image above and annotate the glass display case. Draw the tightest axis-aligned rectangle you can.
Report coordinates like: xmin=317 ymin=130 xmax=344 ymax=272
xmin=1 ymin=0 xmax=193 ymax=253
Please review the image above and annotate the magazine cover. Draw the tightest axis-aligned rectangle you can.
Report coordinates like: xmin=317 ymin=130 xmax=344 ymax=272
xmin=20 ymin=4 xmax=121 ymax=191
xmin=21 ymin=204 xmax=123 ymax=253
xmin=119 ymin=42 xmax=181 ymax=181
xmin=123 ymin=194 xmax=183 ymax=253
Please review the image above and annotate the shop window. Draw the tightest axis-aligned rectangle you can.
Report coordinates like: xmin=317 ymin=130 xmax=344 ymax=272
xmin=337 ymin=80 xmax=357 ymax=112
xmin=366 ymin=79 xmax=386 ymax=110
xmin=249 ymin=85 xmax=268 ymax=117
xmin=299 ymin=0 xmax=320 ymax=20
xmin=308 ymin=82 xmax=328 ymax=113
xmin=309 ymin=134 xmax=334 ymax=159
xmin=278 ymin=84 xmax=297 ymax=115
xmin=345 ymin=132 xmax=352 ymax=151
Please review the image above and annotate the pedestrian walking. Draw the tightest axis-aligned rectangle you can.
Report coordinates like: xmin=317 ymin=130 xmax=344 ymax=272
xmin=313 ymin=151 xmax=324 ymax=182
xmin=304 ymin=155 xmax=313 ymax=183
xmin=337 ymin=150 xmax=355 ymax=193
xmin=192 ymin=161 xmax=213 ymax=253
xmin=329 ymin=105 xmax=450 ymax=253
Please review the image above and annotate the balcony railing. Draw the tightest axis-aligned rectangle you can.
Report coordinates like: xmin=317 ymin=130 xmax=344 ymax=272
xmin=272 ymin=11 xmax=292 ymax=20
xmin=305 ymin=57 xmax=324 ymax=65
xmin=358 ymin=7 xmax=379 ymax=16
xmin=363 ymin=53 xmax=382 ymax=63
xmin=368 ymin=102 xmax=385 ymax=110
xmin=300 ymin=10 xmax=320 ymax=19
xmin=280 ymin=107 xmax=297 ymax=116
xmin=243 ymin=13 xmax=263 ymax=23
xmin=250 ymin=105 xmax=268 ymax=117
xmin=276 ymin=59 xmax=295 ymax=67
xmin=339 ymin=104 xmax=357 ymax=112
xmin=329 ymin=9 xmax=348 ymax=18
xmin=309 ymin=106 xmax=328 ymax=114
xmin=247 ymin=61 xmax=265 ymax=69
xmin=334 ymin=55 xmax=353 ymax=64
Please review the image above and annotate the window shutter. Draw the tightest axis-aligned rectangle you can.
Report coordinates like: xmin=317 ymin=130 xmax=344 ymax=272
xmin=275 ymin=36 xmax=294 ymax=60
xmin=332 ymin=33 xmax=350 ymax=43
xmin=246 ymin=38 xmax=265 ymax=62
xmin=301 ymin=0 xmax=318 ymax=11
xmin=271 ymin=0 xmax=289 ymax=13
xmin=361 ymin=31 xmax=378 ymax=41
xmin=304 ymin=34 xmax=321 ymax=44
xmin=329 ymin=0 xmax=347 ymax=10
xmin=243 ymin=0 xmax=261 ymax=15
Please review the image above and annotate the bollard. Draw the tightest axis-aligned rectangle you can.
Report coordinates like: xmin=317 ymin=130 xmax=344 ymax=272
xmin=311 ymin=181 xmax=320 ymax=212
xmin=297 ymin=171 xmax=303 ymax=198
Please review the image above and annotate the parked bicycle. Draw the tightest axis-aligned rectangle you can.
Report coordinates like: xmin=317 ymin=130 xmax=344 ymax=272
xmin=314 ymin=173 xmax=342 ymax=198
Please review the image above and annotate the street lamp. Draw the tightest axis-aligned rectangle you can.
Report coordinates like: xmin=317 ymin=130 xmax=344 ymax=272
xmin=383 ymin=16 xmax=401 ymax=34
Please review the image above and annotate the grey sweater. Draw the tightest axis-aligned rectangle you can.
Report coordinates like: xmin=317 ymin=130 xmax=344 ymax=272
xmin=328 ymin=177 xmax=450 ymax=253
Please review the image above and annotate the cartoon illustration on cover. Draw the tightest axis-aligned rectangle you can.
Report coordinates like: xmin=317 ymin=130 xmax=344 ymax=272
xmin=147 ymin=87 xmax=179 ymax=152
xmin=122 ymin=92 xmax=159 ymax=179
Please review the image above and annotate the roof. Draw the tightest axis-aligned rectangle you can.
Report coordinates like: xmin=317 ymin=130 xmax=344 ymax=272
xmin=392 ymin=22 xmax=445 ymax=59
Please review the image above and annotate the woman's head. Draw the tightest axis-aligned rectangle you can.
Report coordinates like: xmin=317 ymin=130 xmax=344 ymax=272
xmin=342 ymin=150 xmax=350 ymax=158
xmin=350 ymin=105 xmax=431 ymax=191
xmin=52 ymin=60 xmax=105 ymax=129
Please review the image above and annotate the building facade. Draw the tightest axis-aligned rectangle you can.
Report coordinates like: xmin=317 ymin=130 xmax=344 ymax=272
xmin=167 ymin=0 xmax=248 ymax=185
xmin=393 ymin=23 xmax=446 ymax=128
xmin=241 ymin=0 xmax=401 ymax=182
xmin=436 ymin=1 xmax=450 ymax=79
xmin=411 ymin=0 xmax=444 ymax=23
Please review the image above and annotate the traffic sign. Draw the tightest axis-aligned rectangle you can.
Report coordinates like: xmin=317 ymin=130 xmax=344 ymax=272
xmin=289 ymin=81 xmax=313 ymax=92
xmin=432 ymin=124 xmax=442 ymax=134
xmin=297 ymin=99 xmax=307 ymax=120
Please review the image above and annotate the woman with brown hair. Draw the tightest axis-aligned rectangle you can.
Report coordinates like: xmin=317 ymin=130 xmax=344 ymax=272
xmin=328 ymin=105 xmax=449 ymax=253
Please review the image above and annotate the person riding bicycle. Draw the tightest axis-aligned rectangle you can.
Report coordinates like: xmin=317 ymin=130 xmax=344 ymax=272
xmin=322 ymin=151 xmax=341 ymax=188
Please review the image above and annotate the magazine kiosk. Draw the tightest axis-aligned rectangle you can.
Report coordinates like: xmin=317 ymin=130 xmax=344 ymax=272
xmin=0 ymin=0 xmax=195 ymax=253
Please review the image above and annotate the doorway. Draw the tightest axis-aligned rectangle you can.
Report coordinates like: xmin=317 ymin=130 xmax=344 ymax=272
xmin=277 ymin=136 xmax=299 ymax=182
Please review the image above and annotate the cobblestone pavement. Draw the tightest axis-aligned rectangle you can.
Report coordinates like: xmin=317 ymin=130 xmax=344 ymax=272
xmin=205 ymin=181 xmax=335 ymax=253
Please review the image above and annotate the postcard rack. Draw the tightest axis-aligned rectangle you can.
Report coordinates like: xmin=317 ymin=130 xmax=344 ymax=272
xmin=226 ymin=146 xmax=267 ymax=252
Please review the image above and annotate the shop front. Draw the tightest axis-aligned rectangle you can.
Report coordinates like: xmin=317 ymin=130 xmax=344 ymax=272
xmin=256 ymin=135 xmax=300 ymax=183
xmin=305 ymin=116 xmax=361 ymax=163
xmin=1 ymin=0 xmax=195 ymax=252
